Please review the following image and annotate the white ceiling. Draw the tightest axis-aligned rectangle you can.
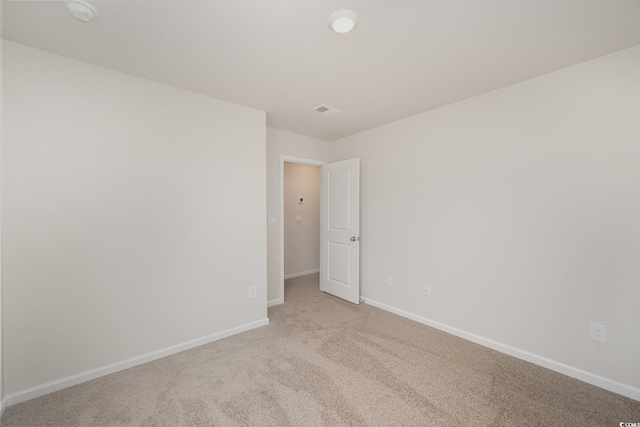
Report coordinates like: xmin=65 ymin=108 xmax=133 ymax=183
xmin=4 ymin=1 xmax=640 ymax=141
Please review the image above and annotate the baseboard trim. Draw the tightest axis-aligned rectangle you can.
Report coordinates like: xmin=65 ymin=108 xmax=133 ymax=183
xmin=1 ymin=397 xmax=7 ymax=419
xmin=362 ymin=297 xmax=640 ymax=402
xmin=4 ymin=318 xmax=270 ymax=407
xmin=284 ymin=269 xmax=319 ymax=280
xmin=267 ymin=298 xmax=284 ymax=307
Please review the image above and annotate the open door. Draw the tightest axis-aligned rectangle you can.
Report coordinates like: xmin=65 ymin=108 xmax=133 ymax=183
xmin=320 ymin=158 xmax=360 ymax=304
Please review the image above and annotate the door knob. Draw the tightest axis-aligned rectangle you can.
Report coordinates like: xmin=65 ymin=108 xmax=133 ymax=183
xmin=350 ymin=236 xmax=359 ymax=242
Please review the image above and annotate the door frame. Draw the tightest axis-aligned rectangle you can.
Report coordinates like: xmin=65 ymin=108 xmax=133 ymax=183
xmin=277 ymin=155 xmax=327 ymax=305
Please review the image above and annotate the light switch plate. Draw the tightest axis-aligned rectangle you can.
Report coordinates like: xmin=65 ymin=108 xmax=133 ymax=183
xmin=295 ymin=215 xmax=302 ymax=223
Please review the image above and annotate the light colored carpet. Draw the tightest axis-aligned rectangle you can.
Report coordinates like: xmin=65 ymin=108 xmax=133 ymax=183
xmin=3 ymin=273 xmax=639 ymax=426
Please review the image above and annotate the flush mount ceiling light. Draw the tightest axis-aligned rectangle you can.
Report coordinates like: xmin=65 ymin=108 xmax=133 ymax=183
xmin=66 ymin=0 xmax=98 ymax=22
xmin=328 ymin=10 xmax=358 ymax=34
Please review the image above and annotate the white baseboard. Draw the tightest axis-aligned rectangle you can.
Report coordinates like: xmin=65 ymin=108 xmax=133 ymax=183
xmin=362 ymin=297 xmax=640 ymax=402
xmin=4 ymin=318 xmax=270 ymax=407
xmin=267 ymin=298 xmax=284 ymax=307
xmin=284 ymin=269 xmax=319 ymax=280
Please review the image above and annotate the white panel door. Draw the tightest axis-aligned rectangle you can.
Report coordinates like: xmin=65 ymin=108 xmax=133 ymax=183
xmin=320 ymin=158 xmax=360 ymax=304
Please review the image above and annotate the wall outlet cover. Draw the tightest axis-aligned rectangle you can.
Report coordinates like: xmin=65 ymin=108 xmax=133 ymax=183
xmin=590 ymin=322 xmax=607 ymax=343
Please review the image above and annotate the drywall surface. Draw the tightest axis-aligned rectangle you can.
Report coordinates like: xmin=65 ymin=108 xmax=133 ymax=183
xmin=3 ymin=42 xmax=267 ymax=395
xmin=283 ymin=163 xmax=320 ymax=277
xmin=331 ymin=45 xmax=640 ymax=389
xmin=1 ymin=31 xmax=5 ymax=408
xmin=266 ymin=128 xmax=330 ymax=303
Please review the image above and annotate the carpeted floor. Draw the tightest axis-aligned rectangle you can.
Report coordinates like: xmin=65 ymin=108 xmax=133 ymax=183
xmin=3 ymin=273 xmax=639 ymax=426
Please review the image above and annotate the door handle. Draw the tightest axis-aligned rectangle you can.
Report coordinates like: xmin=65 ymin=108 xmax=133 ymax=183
xmin=350 ymin=236 xmax=359 ymax=242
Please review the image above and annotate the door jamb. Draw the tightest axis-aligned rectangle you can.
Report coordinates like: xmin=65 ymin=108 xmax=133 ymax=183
xmin=275 ymin=155 xmax=327 ymax=306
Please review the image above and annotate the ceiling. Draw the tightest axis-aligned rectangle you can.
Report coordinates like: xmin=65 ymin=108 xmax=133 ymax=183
xmin=3 ymin=1 xmax=640 ymax=141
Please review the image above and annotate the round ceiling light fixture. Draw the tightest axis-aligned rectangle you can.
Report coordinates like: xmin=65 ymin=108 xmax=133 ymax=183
xmin=66 ymin=0 xmax=98 ymax=22
xmin=328 ymin=10 xmax=358 ymax=34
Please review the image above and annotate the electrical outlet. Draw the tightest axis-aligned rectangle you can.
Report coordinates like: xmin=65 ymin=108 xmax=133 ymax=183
xmin=249 ymin=286 xmax=257 ymax=300
xmin=386 ymin=276 xmax=393 ymax=287
xmin=423 ymin=284 xmax=431 ymax=296
xmin=590 ymin=322 xmax=607 ymax=343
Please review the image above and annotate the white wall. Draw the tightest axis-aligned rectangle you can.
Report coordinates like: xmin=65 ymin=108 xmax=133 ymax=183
xmin=283 ymin=163 xmax=320 ymax=277
xmin=266 ymin=128 xmax=330 ymax=304
xmin=1 ymin=8 xmax=5 ymax=411
xmin=2 ymin=42 xmax=267 ymax=397
xmin=330 ymin=45 xmax=640 ymax=392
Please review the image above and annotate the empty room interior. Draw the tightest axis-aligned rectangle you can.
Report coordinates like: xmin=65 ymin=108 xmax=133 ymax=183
xmin=283 ymin=161 xmax=321 ymax=293
xmin=1 ymin=0 xmax=640 ymax=425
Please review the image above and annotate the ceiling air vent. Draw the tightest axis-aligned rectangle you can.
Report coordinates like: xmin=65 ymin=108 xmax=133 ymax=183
xmin=312 ymin=104 xmax=342 ymax=117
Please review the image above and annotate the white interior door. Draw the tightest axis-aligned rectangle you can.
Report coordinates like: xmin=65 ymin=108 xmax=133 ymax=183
xmin=320 ymin=158 xmax=360 ymax=304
